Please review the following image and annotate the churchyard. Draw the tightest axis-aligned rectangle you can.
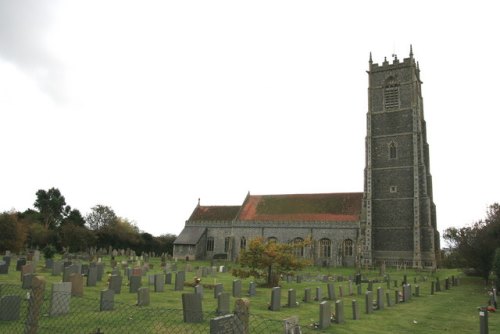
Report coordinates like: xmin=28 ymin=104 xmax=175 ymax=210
xmin=0 ymin=250 xmax=498 ymax=333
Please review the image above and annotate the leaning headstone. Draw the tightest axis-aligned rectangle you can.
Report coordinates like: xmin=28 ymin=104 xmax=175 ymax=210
xmin=109 ymin=275 xmax=122 ymax=294
xmin=327 ymin=283 xmax=336 ymax=300
xmin=137 ymin=287 xmax=150 ymax=306
xmin=270 ymin=287 xmax=281 ymax=311
xmin=210 ymin=314 xmax=235 ymax=334
xmin=365 ymin=291 xmax=373 ymax=314
xmin=0 ymin=295 xmax=21 ymax=321
xmin=182 ymin=293 xmax=203 ymax=323
xmin=217 ymin=292 xmax=230 ymax=315
xmin=377 ymin=287 xmax=384 ymax=310
xmin=129 ymin=275 xmax=141 ymax=293
xmin=248 ymin=281 xmax=256 ymax=296
xmin=335 ymin=300 xmax=345 ymax=324
xmin=175 ymin=271 xmax=185 ymax=291
xmin=352 ymin=299 xmax=360 ymax=320
xmin=232 ymin=279 xmax=242 ymax=298
xmin=154 ymin=273 xmax=165 ymax=292
xmin=69 ymin=273 xmax=84 ymax=297
xmin=50 ymin=282 xmax=72 ymax=316
xmin=87 ymin=266 xmax=97 ymax=287
xmin=214 ymin=283 xmax=224 ymax=299
xmin=319 ymin=301 xmax=331 ymax=329
xmin=100 ymin=289 xmax=114 ymax=311
xmin=288 ymin=289 xmax=297 ymax=307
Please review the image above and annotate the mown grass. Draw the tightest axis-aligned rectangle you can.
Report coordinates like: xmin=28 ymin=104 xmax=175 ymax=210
xmin=0 ymin=255 xmax=498 ymax=333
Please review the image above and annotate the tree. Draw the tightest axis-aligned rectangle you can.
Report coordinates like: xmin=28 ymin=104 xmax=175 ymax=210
xmin=86 ymin=205 xmax=117 ymax=231
xmin=234 ymin=237 xmax=312 ymax=287
xmin=34 ymin=188 xmax=70 ymax=229
xmin=492 ymin=248 xmax=500 ymax=291
xmin=61 ymin=209 xmax=86 ymax=227
xmin=0 ymin=212 xmax=27 ymax=252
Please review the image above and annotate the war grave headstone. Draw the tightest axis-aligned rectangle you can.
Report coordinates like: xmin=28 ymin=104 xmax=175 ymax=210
xmin=137 ymin=287 xmax=150 ymax=306
xmin=70 ymin=273 xmax=84 ymax=297
xmin=100 ymin=289 xmax=114 ymax=311
xmin=232 ymin=279 xmax=242 ymax=298
xmin=129 ymin=275 xmax=142 ymax=293
xmin=0 ymin=295 xmax=21 ymax=321
xmin=217 ymin=292 xmax=230 ymax=315
xmin=182 ymin=293 xmax=203 ymax=323
xmin=214 ymin=283 xmax=224 ymax=299
xmin=288 ymin=289 xmax=297 ymax=308
xmin=269 ymin=287 xmax=281 ymax=311
xmin=210 ymin=313 xmax=236 ymax=334
xmin=352 ymin=299 xmax=360 ymax=320
xmin=335 ymin=300 xmax=345 ymax=324
xmin=175 ymin=271 xmax=185 ymax=291
xmin=319 ymin=301 xmax=331 ymax=330
xmin=50 ymin=282 xmax=72 ymax=316
xmin=109 ymin=275 xmax=122 ymax=294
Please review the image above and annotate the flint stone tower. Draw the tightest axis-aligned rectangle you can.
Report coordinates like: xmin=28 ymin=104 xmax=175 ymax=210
xmin=363 ymin=47 xmax=439 ymax=268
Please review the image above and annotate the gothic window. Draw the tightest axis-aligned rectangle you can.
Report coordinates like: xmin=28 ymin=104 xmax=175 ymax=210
xmin=384 ymin=77 xmax=400 ymax=110
xmin=292 ymin=237 xmax=304 ymax=257
xmin=343 ymin=239 xmax=353 ymax=256
xmin=240 ymin=237 xmax=246 ymax=250
xmin=224 ymin=237 xmax=231 ymax=253
xmin=206 ymin=237 xmax=214 ymax=252
xmin=389 ymin=141 xmax=398 ymax=159
xmin=267 ymin=237 xmax=278 ymax=244
xmin=319 ymin=238 xmax=331 ymax=258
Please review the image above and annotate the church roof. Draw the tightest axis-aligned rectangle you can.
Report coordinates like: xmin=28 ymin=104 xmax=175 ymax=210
xmin=189 ymin=205 xmax=241 ymax=221
xmin=236 ymin=192 xmax=363 ymax=222
xmin=173 ymin=226 xmax=206 ymax=245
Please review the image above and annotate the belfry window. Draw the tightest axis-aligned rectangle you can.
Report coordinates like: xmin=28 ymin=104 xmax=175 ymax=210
xmin=384 ymin=78 xmax=400 ymax=110
xmin=389 ymin=141 xmax=397 ymax=159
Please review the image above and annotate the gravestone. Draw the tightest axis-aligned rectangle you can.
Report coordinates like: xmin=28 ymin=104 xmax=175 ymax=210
xmin=352 ymin=299 xmax=360 ymax=320
xmin=415 ymin=285 xmax=420 ymax=297
xmin=2 ymin=256 xmax=11 ymax=267
xmin=248 ymin=281 xmax=256 ymax=296
xmin=109 ymin=275 xmax=122 ymax=294
xmin=81 ymin=264 xmax=89 ymax=276
xmin=165 ymin=272 xmax=172 ymax=284
xmin=357 ymin=284 xmax=362 ymax=296
xmin=182 ymin=293 xmax=203 ymax=323
xmin=234 ymin=298 xmax=250 ymax=333
xmin=288 ymin=289 xmax=297 ymax=307
xmin=445 ymin=278 xmax=450 ymax=290
xmin=52 ymin=261 xmax=63 ymax=276
xmin=16 ymin=258 xmax=26 ymax=271
xmin=296 ymin=275 xmax=302 ymax=283
xmin=194 ymin=284 xmax=204 ymax=299
xmin=148 ymin=274 xmax=155 ymax=285
xmin=327 ymin=283 xmax=336 ymax=300
xmin=386 ymin=292 xmax=393 ymax=307
xmin=217 ymin=292 xmax=230 ymax=315
xmin=435 ymin=278 xmax=441 ymax=292
xmin=0 ymin=261 xmax=7 ymax=274
xmin=87 ymin=266 xmax=97 ymax=287
xmin=96 ymin=263 xmax=104 ymax=281
xmin=319 ymin=301 xmax=331 ymax=329
xmin=367 ymin=280 xmax=373 ymax=292
xmin=395 ymin=290 xmax=400 ymax=304
xmin=210 ymin=314 xmax=235 ymax=334
xmin=213 ymin=283 xmax=224 ymax=299
xmin=270 ymin=287 xmax=281 ymax=311
xmin=21 ymin=263 xmax=34 ymax=281
xmin=377 ymin=287 xmax=384 ymax=310
xmin=100 ymin=289 xmax=114 ymax=311
xmin=304 ymin=287 xmax=312 ymax=303
xmin=0 ymin=295 xmax=21 ymax=321
xmin=175 ymin=271 xmax=185 ymax=291
xmin=232 ymin=279 xmax=242 ymax=298
xmin=338 ymin=285 xmax=344 ymax=298
xmin=22 ymin=273 xmax=34 ymax=289
xmin=355 ymin=273 xmax=361 ymax=285
xmin=63 ymin=265 xmax=78 ymax=282
xmin=154 ymin=273 xmax=165 ymax=292
xmin=315 ymin=287 xmax=322 ymax=301
xmin=365 ymin=291 xmax=373 ymax=314
xmin=284 ymin=316 xmax=301 ymax=334
xmin=70 ymin=273 xmax=84 ymax=297
xmin=50 ymin=282 xmax=72 ymax=316
xmin=348 ymin=280 xmax=353 ymax=296
xmin=129 ymin=275 xmax=142 ymax=293
xmin=335 ymin=299 xmax=345 ymax=324
xmin=137 ymin=287 xmax=150 ymax=306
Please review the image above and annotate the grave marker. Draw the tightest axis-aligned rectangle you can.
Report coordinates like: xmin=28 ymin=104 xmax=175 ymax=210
xmin=335 ymin=300 xmax=345 ymax=324
xmin=288 ymin=289 xmax=297 ymax=307
xmin=270 ymin=287 xmax=281 ymax=311
xmin=137 ymin=287 xmax=150 ymax=306
xmin=50 ymin=282 xmax=72 ymax=316
xmin=319 ymin=301 xmax=331 ymax=329
xmin=217 ymin=292 xmax=230 ymax=315
xmin=182 ymin=293 xmax=203 ymax=323
xmin=0 ymin=295 xmax=21 ymax=321
xmin=100 ymin=289 xmax=114 ymax=311
xmin=210 ymin=314 xmax=235 ymax=334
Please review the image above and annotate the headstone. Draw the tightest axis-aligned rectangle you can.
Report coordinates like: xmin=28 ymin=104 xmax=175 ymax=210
xmin=355 ymin=273 xmax=361 ymax=285
xmin=270 ymin=287 xmax=281 ymax=311
xmin=148 ymin=274 xmax=155 ymax=285
xmin=2 ymin=256 xmax=11 ymax=267
xmin=87 ymin=266 xmax=97 ymax=287
xmin=284 ymin=316 xmax=301 ymax=334
xmin=367 ymin=280 xmax=373 ymax=292
xmin=348 ymin=280 xmax=353 ymax=296
xmin=50 ymin=282 xmax=72 ymax=316
xmin=69 ymin=273 xmax=84 ymax=297
xmin=0 ymin=261 xmax=8 ymax=274
xmin=365 ymin=291 xmax=373 ymax=314
xmin=154 ymin=273 xmax=165 ymax=292
xmin=386 ymin=292 xmax=393 ymax=307
xmin=304 ymin=287 xmax=312 ymax=303
xmin=352 ymin=299 xmax=360 ymax=320
xmin=335 ymin=299 xmax=345 ymax=324
xmin=319 ymin=301 xmax=331 ymax=329
xmin=63 ymin=265 xmax=78 ymax=282
xmin=96 ymin=263 xmax=104 ymax=281
xmin=137 ymin=287 xmax=150 ymax=306
xmin=395 ymin=290 xmax=400 ymax=304
xmin=415 ymin=285 xmax=420 ymax=297
xmin=217 ymin=292 xmax=230 ymax=315
xmin=338 ymin=285 xmax=344 ymax=298
xmin=232 ymin=279 xmax=242 ymax=298
xmin=315 ymin=287 xmax=322 ymax=301
xmin=377 ymin=287 xmax=384 ymax=310
xmin=52 ymin=261 xmax=63 ymax=276
xmin=175 ymin=271 xmax=185 ymax=291
xmin=16 ymin=258 xmax=26 ymax=271
xmin=25 ymin=276 xmax=45 ymax=333
xmin=129 ymin=275 xmax=142 ymax=293
xmin=445 ymin=277 xmax=450 ymax=290
xmin=357 ymin=284 xmax=362 ymax=296
xmin=109 ymin=275 xmax=122 ymax=294
xmin=100 ymin=289 xmax=114 ymax=311
xmin=210 ymin=314 xmax=236 ymax=334
xmin=22 ymin=273 xmax=34 ymax=289
xmin=214 ymin=283 xmax=224 ymax=299
xmin=81 ymin=264 xmax=89 ymax=276
xmin=234 ymin=298 xmax=250 ymax=334
xmin=327 ymin=283 xmax=336 ymax=300
xmin=435 ymin=278 xmax=441 ymax=292
xmin=296 ymin=275 xmax=302 ymax=283
xmin=194 ymin=284 xmax=204 ymax=299
xmin=21 ymin=263 xmax=34 ymax=281
xmin=0 ymin=295 xmax=21 ymax=321
xmin=165 ymin=272 xmax=172 ymax=284
xmin=248 ymin=281 xmax=256 ymax=296
xmin=182 ymin=293 xmax=203 ymax=323
xmin=479 ymin=307 xmax=489 ymax=334
xmin=288 ymin=289 xmax=297 ymax=307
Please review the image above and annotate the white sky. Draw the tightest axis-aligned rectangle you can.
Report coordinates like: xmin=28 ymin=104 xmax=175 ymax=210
xmin=0 ymin=1 xmax=499 ymax=244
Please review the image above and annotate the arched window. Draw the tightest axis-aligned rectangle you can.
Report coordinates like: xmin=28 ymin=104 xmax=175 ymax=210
xmin=292 ymin=237 xmax=304 ymax=257
xmin=240 ymin=237 xmax=246 ymax=250
xmin=389 ymin=141 xmax=398 ymax=159
xmin=224 ymin=237 xmax=231 ymax=253
xmin=343 ymin=239 xmax=353 ymax=256
xmin=267 ymin=237 xmax=277 ymax=244
xmin=206 ymin=237 xmax=214 ymax=252
xmin=319 ymin=238 xmax=331 ymax=258
xmin=384 ymin=77 xmax=400 ymax=110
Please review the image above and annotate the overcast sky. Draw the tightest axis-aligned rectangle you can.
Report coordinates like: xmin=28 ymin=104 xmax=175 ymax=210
xmin=1 ymin=1 xmax=498 ymax=244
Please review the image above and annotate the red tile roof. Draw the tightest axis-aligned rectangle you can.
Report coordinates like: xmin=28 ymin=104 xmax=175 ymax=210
xmin=237 ymin=192 xmax=363 ymax=222
xmin=189 ymin=205 xmax=241 ymax=221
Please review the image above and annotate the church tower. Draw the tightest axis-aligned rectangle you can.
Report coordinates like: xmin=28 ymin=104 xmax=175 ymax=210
xmin=363 ymin=47 xmax=439 ymax=268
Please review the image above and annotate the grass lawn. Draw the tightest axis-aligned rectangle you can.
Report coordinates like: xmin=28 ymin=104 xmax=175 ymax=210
xmin=0 ymin=255 xmax=498 ymax=333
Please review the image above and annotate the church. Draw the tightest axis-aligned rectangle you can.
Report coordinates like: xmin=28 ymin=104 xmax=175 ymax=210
xmin=173 ymin=48 xmax=440 ymax=268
